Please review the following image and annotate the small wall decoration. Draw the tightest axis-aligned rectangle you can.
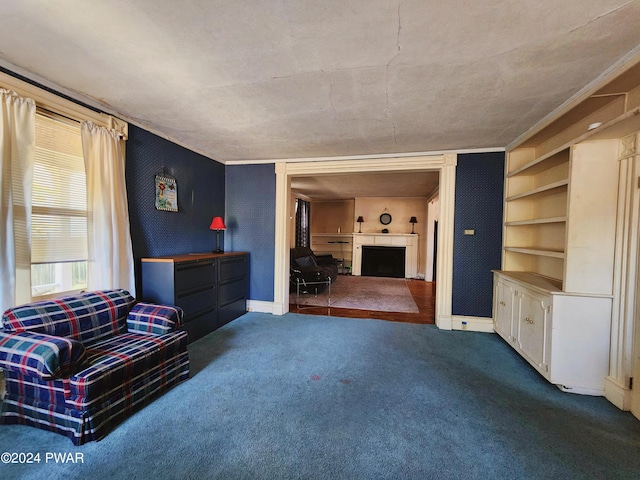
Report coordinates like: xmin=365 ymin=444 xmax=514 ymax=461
xmin=155 ymin=169 xmax=178 ymax=212
xmin=379 ymin=209 xmax=392 ymax=225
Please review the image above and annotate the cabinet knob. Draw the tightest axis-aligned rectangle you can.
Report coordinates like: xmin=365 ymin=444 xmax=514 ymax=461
xmin=525 ymin=317 xmax=534 ymax=324
xmin=500 ymin=301 xmax=506 ymax=306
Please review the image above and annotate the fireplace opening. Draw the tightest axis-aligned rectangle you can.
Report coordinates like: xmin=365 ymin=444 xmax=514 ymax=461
xmin=361 ymin=246 xmax=405 ymax=278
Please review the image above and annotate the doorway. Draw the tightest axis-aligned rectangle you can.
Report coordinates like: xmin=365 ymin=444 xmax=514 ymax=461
xmin=273 ymin=154 xmax=458 ymax=330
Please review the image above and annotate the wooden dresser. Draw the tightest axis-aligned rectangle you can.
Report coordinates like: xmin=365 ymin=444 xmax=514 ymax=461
xmin=141 ymin=252 xmax=248 ymax=343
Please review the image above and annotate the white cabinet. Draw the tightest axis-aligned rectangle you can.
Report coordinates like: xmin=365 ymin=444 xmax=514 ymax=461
xmin=493 ymin=271 xmax=611 ymax=395
xmin=493 ymin=278 xmax=516 ymax=342
xmin=516 ymin=290 xmax=550 ymax=373
xmin=496 ymin=57 xmax=640 ymax=407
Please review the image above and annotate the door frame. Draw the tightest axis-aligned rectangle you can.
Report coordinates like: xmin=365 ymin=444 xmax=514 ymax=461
xmin=272 ymin=154 xmax=457 ymax=330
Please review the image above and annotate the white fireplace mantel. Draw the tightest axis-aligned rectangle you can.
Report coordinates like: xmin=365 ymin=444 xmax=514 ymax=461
xmin=352 ymin=233 xmax=419 ymax=278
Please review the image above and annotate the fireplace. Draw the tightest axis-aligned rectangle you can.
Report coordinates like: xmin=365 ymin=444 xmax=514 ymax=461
xmin=361 ymin=246 xmax=406 ymax=278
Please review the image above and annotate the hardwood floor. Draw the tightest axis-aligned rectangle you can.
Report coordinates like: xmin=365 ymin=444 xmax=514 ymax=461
xmin=289 ymin=278 xmax=435 ymax=325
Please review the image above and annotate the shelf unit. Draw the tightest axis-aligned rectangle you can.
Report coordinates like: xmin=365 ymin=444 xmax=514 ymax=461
xmin=495 ymin=56 xmax=640 ymax=395
xmin=310 ymin=233 xmax=353 ymax=273
xmin=503 ymin=139 xmax=620 ymax=294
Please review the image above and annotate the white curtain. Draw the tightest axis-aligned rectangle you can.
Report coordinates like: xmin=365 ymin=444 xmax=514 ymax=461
xmin=81 ymin=121 xmax=135 ymax=295
xmin=0 ymin=89 xmax=35 ymax=316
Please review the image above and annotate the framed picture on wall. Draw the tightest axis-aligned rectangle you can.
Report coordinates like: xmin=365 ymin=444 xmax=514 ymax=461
xmin=155 ymin=173 xmax=178 ymax=212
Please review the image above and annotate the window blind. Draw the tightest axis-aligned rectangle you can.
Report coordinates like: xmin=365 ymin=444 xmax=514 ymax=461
xmin=31 ymin=112 xmax=88 ymax=264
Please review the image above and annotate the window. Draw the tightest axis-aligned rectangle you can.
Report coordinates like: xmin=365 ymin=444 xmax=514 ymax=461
xmin=30 ymin=112 xmax=87 ymax=297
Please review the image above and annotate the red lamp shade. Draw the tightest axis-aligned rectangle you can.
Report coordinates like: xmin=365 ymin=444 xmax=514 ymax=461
xmin=209 ymin=216 xmax=227 ymax=230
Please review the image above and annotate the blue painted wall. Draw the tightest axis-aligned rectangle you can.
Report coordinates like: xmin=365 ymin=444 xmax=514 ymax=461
xmin=452 ymin=152 xmax=504 ymax=318
xmin=226 ymin=164 xmax=276 ymax=302
xmin=125 ymin=126 xmax=226 ymax=292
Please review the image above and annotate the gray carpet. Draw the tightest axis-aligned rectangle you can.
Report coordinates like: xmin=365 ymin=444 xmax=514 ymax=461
xmin=295 ymin=275 xmax=419 ymax=313
xmin=1 ymin=312 xmax=640 ymax=479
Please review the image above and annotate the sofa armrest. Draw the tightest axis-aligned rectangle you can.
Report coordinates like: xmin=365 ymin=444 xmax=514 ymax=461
xmin=127 ymin=303 xmax=184 ymax=336
xmin=0 ymin=331 xmax=86 ymax=380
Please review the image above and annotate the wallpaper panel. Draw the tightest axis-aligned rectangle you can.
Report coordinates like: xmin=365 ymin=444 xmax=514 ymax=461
xmin=125 ymin=126 xmax=225 ymax=292
xmin=226 ymin=164 xmax=276 ymax=302
xmin=452 ymin=152 xmax=504 ymax=318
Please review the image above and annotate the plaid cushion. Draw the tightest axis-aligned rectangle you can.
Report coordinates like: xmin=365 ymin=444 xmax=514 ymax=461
xmin=2 ymin=290 xmax=135 ymax=346
xmin=0 ymin=331 xmax=86 ymax=380
xmin=126 ymin=303 xmax=183 ymax=335
xmin=68 ymin=331 xmax=188 ymax=408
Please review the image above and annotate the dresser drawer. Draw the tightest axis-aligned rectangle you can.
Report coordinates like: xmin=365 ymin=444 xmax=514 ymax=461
xmin=218 ymin=277 xmax=246 ymax=305
xmin=182 ymin=308 xmax=217 ymax=342
xmin=218 ymin=298 xmax=246 ymax=327
xmin=177 ymin=285 xmax=216 ymax=317
xmin=175 ymin=260 xmax=216 ymax=293
xmin=219 ymin=256 xmax=247 ymax=282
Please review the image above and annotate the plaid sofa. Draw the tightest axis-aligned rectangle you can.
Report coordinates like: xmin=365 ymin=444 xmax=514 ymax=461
xmin=0 ymin=289 xmax=189 ymax=445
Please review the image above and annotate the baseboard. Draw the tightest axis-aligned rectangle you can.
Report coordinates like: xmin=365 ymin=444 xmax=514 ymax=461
xmin=557 ymin=384 xmax=605 ymax=397
xmin=246 ymin=300 xmax=278 ymax=315
xmin=436 ymin=314 xmax=453 ymax=330
xmin=451 ymin=315 xmax=495 ymax=333
xmin=604 ymin=376 xmax=632 ymax=410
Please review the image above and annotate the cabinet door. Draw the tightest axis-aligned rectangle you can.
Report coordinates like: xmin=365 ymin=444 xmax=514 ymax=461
xmin=494 ymin=279 xmax=515 ymax=342
xmin=516 ymin=291 xmax=550 ymax=374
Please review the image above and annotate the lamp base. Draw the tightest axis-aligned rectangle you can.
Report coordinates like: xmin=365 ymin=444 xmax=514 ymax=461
xmin=214 ymin=230 xmax=224 ymax=253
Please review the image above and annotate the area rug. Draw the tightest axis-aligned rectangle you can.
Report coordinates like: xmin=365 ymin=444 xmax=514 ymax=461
xmin=294 ymin=275 xmax=419 ymax=313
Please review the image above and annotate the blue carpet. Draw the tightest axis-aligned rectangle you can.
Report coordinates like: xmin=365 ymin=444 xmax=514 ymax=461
xmin=1 ymin=312 xmax=640 ymax=479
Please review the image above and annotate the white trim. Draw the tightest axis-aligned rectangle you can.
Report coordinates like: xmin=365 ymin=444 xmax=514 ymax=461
xmin=558 ymin=384 xmax=606 ymax=397
xmin=452 ymin=316 xmax=495 ymax=333
xmin=352 ymin=233 xmax=418 ymax=278
xmin=274 ymin=162 xmax=291 ymax=315
xmin=435 ymin=154 xmax=457 ymax=329
xmin=246 ymin=300 xmax=277 ymax=314
xmin=274 ymin=154 xmax=456 ymax=330
xmin=604 ymin=376 xmax=632 ymax=410
xmin=225 ymin=147 xmax=504 ymax=166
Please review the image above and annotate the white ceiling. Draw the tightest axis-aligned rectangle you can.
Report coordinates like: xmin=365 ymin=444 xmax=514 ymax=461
xmin=1 ymin=1 xmax=639 ymax=166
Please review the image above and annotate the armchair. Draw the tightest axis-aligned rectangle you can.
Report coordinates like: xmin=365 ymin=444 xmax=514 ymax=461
xmin=0 ymin=289 xmax=189 ymax=445
xmin=290 ymin=247 xmax=339 ymax=294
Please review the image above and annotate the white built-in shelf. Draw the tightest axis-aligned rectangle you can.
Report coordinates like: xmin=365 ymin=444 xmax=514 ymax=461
xmin=505 ymin=179 xmax=569 ymax=202
xmin=503 ymin=246 xmax=566 ymax=259
xmin=507 ymin=148 xmax=569 ymax=177
xmin=504 ymin=216 xmax=567 ymax=226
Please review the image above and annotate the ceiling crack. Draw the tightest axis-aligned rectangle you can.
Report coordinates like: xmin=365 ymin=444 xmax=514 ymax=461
xmin=323 ymin=70 xmax=337 ymax=118
xmin=568 ymin=1 xmax=635 ymax=34
xmin=384 ymin=1 xmax=402 ymax=145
